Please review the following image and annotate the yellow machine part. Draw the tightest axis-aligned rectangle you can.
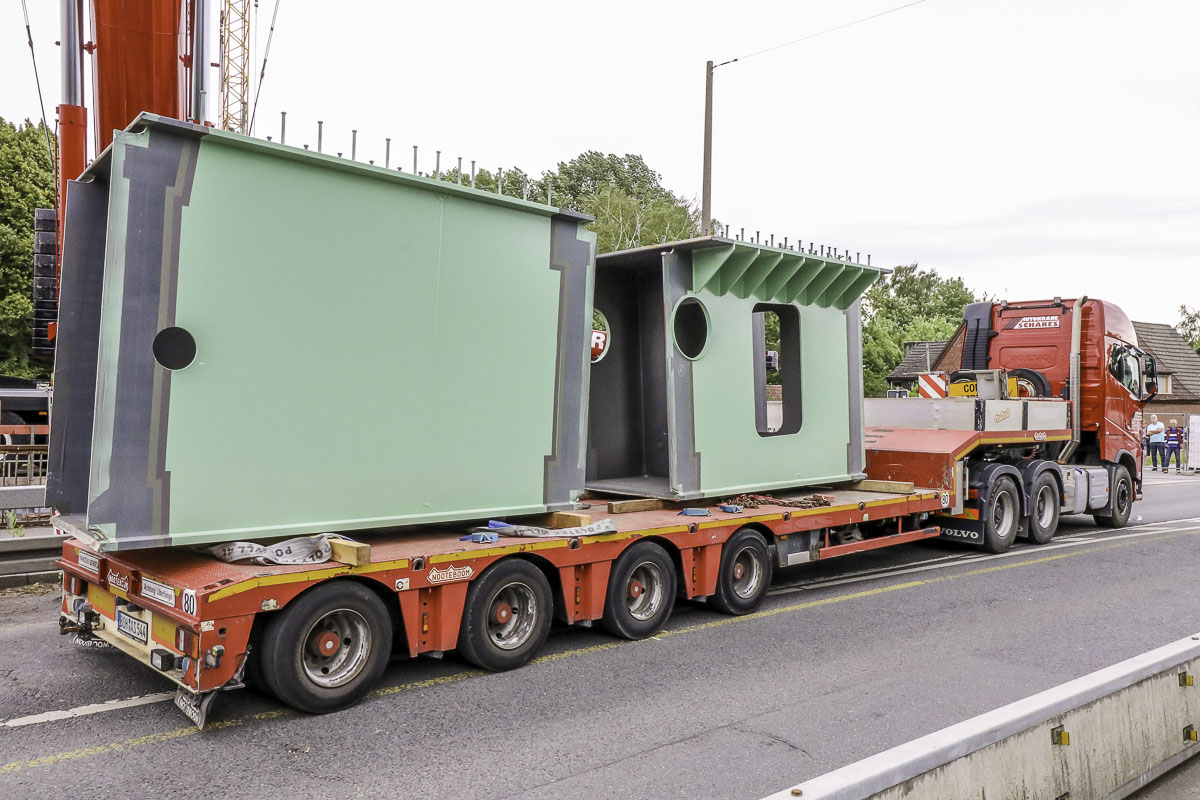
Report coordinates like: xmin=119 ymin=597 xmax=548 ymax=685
xmin=949 ymin=377 xmax=1020 ymax=397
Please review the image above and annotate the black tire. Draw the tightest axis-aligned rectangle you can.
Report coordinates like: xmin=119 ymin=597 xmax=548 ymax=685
xmin=1096 ymin=465 xmax=1133 ymax=528
xmin=709 ymin=528 xmax=773 ymax=616
xmin=1 ymin=411 xmax=29 ymax=446
xmin=982 ymin=475 xmax=1021 ymax=554
xmin=1024 ymin=471 xmax=1060 ymax=544
xmin=1009 ymin=368 xmax=1051 ymax=398
xmin=457 ymin=559 xmax=552 ymax=671
xmin=601 ymin=541 xmax=676 ymax=639
xmin=259 ymin=581 xmax=393 ymax=714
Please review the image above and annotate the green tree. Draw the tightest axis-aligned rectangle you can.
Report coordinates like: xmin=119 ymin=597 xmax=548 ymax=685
xmin=550 ymin=151 xmax=678 ymax=210
xmin=583 ymin=184 xmax=698 ymax=253
xmin=0 ymin=118 xmax=55 ymax=378
xmin=1178 ymin=305 xmax=1200 ymax=349
xmin=433 ymin=151 xmax=699 ymax=254
xmin=861 ymin=264 xmax=981 ymax=397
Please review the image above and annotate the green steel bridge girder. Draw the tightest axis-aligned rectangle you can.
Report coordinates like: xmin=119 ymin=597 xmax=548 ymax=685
xmin=690 ymin=240 xmax=882 ymax=309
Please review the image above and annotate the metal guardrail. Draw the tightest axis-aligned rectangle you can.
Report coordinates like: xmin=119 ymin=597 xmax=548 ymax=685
xmin=764 ymin=633 xmax=1200 ymax=800
xmin=0 ymin=443 xmax=48 ymax=512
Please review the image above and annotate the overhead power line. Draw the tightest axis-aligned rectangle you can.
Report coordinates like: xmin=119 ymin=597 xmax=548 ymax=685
xmin=715 ymin=0 xmax=931 ymax=68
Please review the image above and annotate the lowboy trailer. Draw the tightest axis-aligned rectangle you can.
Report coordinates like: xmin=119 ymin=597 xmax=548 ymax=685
xmin=47 ymin=116 xmax=1144 ymax=726
xmin=53 ymin=392 xmax=1081 ymax=726
xmin=57 ymin=484 xmax=952 ymax=725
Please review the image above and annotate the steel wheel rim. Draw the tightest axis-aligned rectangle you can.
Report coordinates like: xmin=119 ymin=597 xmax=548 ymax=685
xmin=1036 ymin=485 xmax=1056 ymax=528
xmin=301 ymin=608 xmax=371 ymax=688
xmin=1115 ymin=477 xmax=1131 ymax=514
xmin=626 ymin=561 xmax=665 ymax=621
xmin=993 ymin=488 xmax=1016 ymax=536
xmin=488 ymin=582 xmax=538 ymax=651
xmin=731 ymin=545 xmax=763 ymax=599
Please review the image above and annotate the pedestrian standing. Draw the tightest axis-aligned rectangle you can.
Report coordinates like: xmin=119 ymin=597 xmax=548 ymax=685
xmin=1146 ymin=414 xmax=1166 ymax=471
xmin=1165 ymin=419 xmax=1184 ymax=474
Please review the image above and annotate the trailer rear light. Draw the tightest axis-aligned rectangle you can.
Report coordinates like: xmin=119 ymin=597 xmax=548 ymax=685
xmin=176 ymin=627 xmax=200 ymax=658
xmin=150 ymin=649 xmax=179 ymax=671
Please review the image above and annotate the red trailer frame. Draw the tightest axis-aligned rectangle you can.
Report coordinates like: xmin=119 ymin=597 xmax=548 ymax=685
xmin=55 ymin=482 xmax=948 ymax=708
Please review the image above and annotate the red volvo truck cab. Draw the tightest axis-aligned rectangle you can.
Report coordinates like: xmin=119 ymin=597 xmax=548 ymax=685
xmin=960 ymin=298 xmax=1154 ymax=472
xmin=950 ymin=297 xmax=1156 ymax=528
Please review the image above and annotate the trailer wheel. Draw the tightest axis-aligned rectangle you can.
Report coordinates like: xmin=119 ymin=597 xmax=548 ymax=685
xmin=982 ymin=475 xmax=1020 ymax=554
xmin=1096 ymin=466 xmax=1133 ymax=528
xmin=601 ymin=541 xmax=676 ymax=639
xmin=456 ymin=559 xmax=552 ymax=671
xmin=1025 ymin=472 xmax=1060 ymax=544
xmin=259 ymin=581 xmax=393 ymax=714
xmin=709 ymin=528 xmax=773 ymax=616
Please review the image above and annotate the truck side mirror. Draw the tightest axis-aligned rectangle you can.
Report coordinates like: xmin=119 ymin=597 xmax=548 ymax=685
xmin=1142 ymin=355 xmax=1158 ymax=401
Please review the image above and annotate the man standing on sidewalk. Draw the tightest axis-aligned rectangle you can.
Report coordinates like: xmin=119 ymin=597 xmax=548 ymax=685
xmin=1147 ymin=414 xmax=1166 ymax=471
xmin=1165 ymin=419 xmax=1184 ymax=474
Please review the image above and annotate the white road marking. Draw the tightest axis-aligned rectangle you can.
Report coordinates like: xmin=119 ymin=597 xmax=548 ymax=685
xmin=0 ymin=690 xmax=177 ymax=728
xmin=768 ymin=517 xmax=1200 ymax=595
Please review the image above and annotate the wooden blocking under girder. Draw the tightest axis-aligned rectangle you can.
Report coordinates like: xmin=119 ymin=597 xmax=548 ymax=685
xmin=606 ymin=498 xmax=669 ymax=514
xmin=329 ymin=538 xmax=371 ymax=566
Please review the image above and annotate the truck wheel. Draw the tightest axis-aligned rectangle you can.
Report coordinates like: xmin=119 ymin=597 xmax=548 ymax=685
xmin=709 ymin=528 xmax=773 ymax=616
xmin=982 ymin=476 xmax=1020 ymax=554
xmin=1025 ymin=472 xmax=1060 ymax=544
xmin=457 ymin=559 xmax=552 ymax=671
xmin=259 ymin=581 xmax=393 ymax=714
xmin=1009 ymin=368 xmax=1051 ymax=398
xmin=1096 ymin=466 xmax=1133 ymax=528
xmin=601 ymin=541 xmax=676 ymax=639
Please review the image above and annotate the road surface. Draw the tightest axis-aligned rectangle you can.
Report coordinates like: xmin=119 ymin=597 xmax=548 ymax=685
xmin=1 ymin=473 xmax=1197 ymax=799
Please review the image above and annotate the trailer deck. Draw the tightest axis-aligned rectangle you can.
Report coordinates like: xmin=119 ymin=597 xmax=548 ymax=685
xmin=55 ymin=482 xmax=948 ymax=700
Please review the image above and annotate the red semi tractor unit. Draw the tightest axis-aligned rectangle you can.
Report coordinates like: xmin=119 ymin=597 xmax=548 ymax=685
xmin=868 ymin=297 xmax=1157 ymax=551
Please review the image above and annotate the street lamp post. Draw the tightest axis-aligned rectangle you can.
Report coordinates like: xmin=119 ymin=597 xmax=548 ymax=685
xmin=701 ymin=60 xmax=714 ymax=236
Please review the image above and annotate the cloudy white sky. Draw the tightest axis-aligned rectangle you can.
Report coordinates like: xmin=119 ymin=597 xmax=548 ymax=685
xmin=4 ymin=0 xmax=1198 ymax=324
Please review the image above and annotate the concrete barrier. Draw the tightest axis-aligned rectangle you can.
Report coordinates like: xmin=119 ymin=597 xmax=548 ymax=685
xmin=764 ymin=633 xmax=1200 ymax=800
xmin=0 ymin=484 xmax=46 ymax=510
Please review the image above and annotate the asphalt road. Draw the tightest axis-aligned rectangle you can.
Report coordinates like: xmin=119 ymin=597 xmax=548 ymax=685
xmin=1 ymin=474 xmax=1198 ymax=800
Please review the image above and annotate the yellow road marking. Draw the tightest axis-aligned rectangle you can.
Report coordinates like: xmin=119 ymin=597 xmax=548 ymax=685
xmin=5 ymin=527 xmax=1196 ymax=773
xmin=369 ymin=670 xmax=483 ymax=697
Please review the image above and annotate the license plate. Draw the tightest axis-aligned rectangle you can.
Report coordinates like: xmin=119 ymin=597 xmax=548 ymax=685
xmin=116 ymin=610 xmax=148 ymax=645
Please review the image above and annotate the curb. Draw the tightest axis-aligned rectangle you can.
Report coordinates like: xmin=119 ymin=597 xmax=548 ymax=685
xmin=0 ymin=533 xmax=66 ymax=555
xmin=0 ymin=570 xmax=60 ymax=590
